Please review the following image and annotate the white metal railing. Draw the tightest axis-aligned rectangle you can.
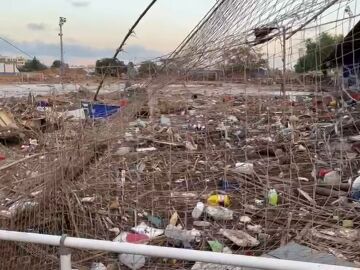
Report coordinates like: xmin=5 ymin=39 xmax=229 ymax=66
xmin=0 ymin=230 xmax=358 ymax=270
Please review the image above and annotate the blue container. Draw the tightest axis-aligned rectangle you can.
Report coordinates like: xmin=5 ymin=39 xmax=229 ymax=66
xmin=81 ymin=101 xmax=120 ymax=119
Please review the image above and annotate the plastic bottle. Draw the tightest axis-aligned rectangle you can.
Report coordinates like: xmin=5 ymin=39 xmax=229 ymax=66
xmin=351 ymin=176 xmax=360 ymax=201
xmin=205 ymin=206 xmax=233 ymax=220
xmin=191 ymin=202 xmax=205 ymax=219
xmin=207 ymin=194 xmax=231 ymax=207
xmin=267 ymin=189 xmax=278 ymax=206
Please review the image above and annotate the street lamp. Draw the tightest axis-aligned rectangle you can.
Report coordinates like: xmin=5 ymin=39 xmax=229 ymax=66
xmin=59 ymin=17 xmax=67 ymax=84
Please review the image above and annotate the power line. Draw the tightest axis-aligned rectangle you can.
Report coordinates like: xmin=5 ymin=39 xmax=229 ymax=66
xmin=0 ymin=36 xmax=33 ymax=58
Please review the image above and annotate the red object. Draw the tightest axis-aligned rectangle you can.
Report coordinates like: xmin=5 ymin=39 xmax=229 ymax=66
xmin=312 ymin=96 xmax=333 ymax=108
xmin=222 ymin=95 xmax=235 ymax=103
xmin=318 ymin=168 xmax=332 ymax=178
xmin=350 ymin=93 xmax=360 ymax=101
xmin=119 ymin=99 xmax=129 ymax=107
xmin=126 ymin=233 xmax=149 ymax=244
xmin=0 ymin=155 xmax=6 ymax=161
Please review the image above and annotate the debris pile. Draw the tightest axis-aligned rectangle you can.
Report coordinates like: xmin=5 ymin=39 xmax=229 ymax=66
xmin=0 ymin=84 xmax=360 ymax=269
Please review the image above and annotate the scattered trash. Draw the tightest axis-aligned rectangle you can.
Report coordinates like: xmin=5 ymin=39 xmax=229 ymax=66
xmin=342 ymin=220 xmax=354 ymax=228
xmin=289 ymin=115 xmax=299 ymax=124
xmin=255 ymin=199 xmax=265 ymax=206
xmin=61 ymin=108 xmax=86 ymax=120
xmin=114 ymin=232 xmax=147 ymax=269
xmin=193 ymin=221 xmax=211 ymax=227
xmin=349 ymin=135 xmax=360 ymax=142
xmin=247 ymin=224 xmax=262 ymax=233
xmin=106 ymin=263 xmax=119 ymax=270
xmin=191 ymin=262 xmax=240 ymax=270
xmin=218 ymin=179 xmax=240 ymax=191
xmin=109 ymin=199 xmax=120 ymax=210
xmin=132 ymin=222 xmax=164 ymax=239
xmin=81 ymin=196 xmax=96 ymax=203
xmin=258 ymin=232 xmax=271 ymax=241
xmin=165 ymin=224 xmax=201 ymax=247
xmin=323 ymin=170 xmax=341 ymax=185
xmin=160 ymin=115 xmax=171 ymax=126
xmin=351 ymin=175 xmax=360 ymax=200
xmin=171 ymin=192 xmax=198 ymax=199
xmin=298 ymin=177 xmax=309 ymax=182
xmin=119 ymin=254 xmax=146 ymax=270
xmin=90 ymin=262 xmax=107 ymax=270
xmin=219 ymin=229 xmax=259 ymax=247
xmin=317 ymin=168 xmax=333 ymax=178
xmin=109 ymin=227 xmax=120 ymax=234
xmin=188 ymin=109 xmax=196 ymax=115
xmin=239 ymin=216 xmax=251 ymax=223
xmin=0 ymin=109 xmax=18 ymax=129
xmin=267 ymin=189 xmax=278 ymax=206
xmin=233 ymin=162 xmax=254 ymax=175
xmin=7 ymin=200 xmax=38 ymax=218
xmin=2 ymin=76 xmax=360 ymax=269
xmin=113 ymin=232 xmax=149 ymax=244
xmin=189 ymin=123 xmax=205 ymax=131
xmin=81 ymin=101 xmax=120 ymax=119
xmin=234 ymin=128 xmax=246 ymax=140
xmin=208 ymin=240 xmax=224 ymax=252
xmin=227 ymin=115 xmax=239 ymax=123
xmin=136 ymin=119 xmax=147 ymax=128
xmin=169 ymin=211 xmax=179 ymax=225
xmin=298 ymin=144 xmax=306 ymax=152
xmin=136 ymin=147 xmax=157 ymax=152
xmin=185 ymin=141 xmax=198 ymax=151
xmin=146 ymin=214 xmax=163 ymax=228
xmin=115 ymin=147 xmax=131 ymax=156
xmin=205 ymin=206 xmax=233 ymax=221
xmin=207 ymin=194 xmax=231 ymax=207
xmin=192 ymin=202 xmax=205 ymax=219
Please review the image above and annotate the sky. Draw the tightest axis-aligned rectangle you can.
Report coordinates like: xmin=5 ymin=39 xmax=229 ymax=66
xmin=0 ymin=0 xmax=216 ymax=65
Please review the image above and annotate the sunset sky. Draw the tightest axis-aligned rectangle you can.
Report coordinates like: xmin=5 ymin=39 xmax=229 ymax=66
xmin=0 ymin=0 xmax=216 ymax=65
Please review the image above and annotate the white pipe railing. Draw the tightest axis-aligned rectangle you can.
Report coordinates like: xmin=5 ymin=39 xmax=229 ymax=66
xmin=0 ymin=230 xmax=358 ymax=270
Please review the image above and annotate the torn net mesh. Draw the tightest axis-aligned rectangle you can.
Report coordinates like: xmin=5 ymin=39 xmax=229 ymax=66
xmin=0 ymin=0 xmax=360 ymax=269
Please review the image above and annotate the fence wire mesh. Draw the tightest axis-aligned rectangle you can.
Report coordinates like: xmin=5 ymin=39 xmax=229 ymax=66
xmin=1 ymin=0 xmax=360 ymax=269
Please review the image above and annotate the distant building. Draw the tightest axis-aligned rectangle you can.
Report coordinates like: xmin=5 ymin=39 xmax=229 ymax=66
xmin=187 ymin=69 xmax=223 ymax=81
xmin=0 ymin=56 xmax=26 ymax=74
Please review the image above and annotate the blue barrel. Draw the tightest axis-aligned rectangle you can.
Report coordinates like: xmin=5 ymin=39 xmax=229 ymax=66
xmin=81 ymin=101 xmax=120 ymax=119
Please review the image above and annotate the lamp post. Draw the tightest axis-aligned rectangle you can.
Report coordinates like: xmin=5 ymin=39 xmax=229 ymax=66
xmin=281 ymin=26 xmax=286 ymax=96
xmin=59 ymin=17 xmax=66 ymax=85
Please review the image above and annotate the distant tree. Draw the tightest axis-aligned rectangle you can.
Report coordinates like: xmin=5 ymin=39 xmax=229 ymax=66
xmin=95 ymin=58 xmax=127 ymax=76
xmin=221 ymin=46 xmax=267 ymax=74
xmin=294 ymin=33 xmax=343 ymax=73
xmin=51 ymin=60 xmax=61 ymax=68
xmin=138 ymin=61 xmax=158 ymax=77
xmin=18 ymin=57 xmax=47 ymax=72
xmin=51 ymin=60 xmax=69 ymax=69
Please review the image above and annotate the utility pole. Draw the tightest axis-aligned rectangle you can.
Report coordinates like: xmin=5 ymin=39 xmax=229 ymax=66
xmin=281 ymin=26 xmax=286 ymax=96
xmin=59 ymin=17 xmax=67 ymax=85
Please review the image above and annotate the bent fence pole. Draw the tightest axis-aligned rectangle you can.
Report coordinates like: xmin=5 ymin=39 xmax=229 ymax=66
xmin=0 ymin=230 xmax=358 ymax=270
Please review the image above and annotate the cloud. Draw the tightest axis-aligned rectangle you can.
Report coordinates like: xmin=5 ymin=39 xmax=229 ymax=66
xmin=27 ymin=23 xmax=47 ymax=31
xmin=0 ymin=38 xmax=162 ymax=65
xmin=69 ymin=1 xmax=91 ymax=7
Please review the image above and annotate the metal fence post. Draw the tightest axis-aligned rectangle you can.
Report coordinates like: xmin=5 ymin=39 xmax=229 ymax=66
xmin=59 ymin=234 xmax=71 ymax=270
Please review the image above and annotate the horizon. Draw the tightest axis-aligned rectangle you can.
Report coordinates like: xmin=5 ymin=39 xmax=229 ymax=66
xmin=0 ymin=0 xmax=216 ymax=65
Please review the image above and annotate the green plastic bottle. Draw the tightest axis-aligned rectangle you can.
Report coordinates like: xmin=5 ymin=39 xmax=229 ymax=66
xmin=268 ymin=189 xmax=278 ymax=206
